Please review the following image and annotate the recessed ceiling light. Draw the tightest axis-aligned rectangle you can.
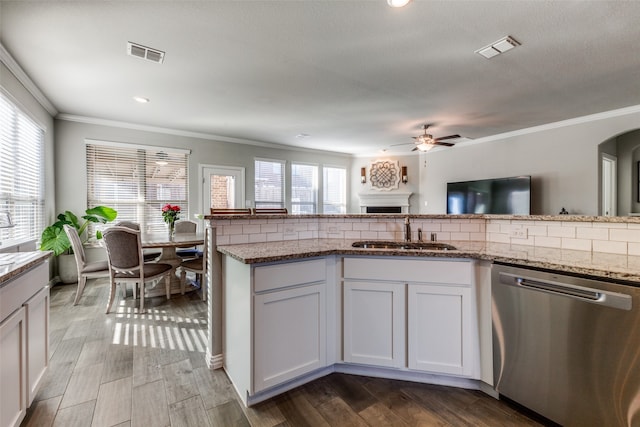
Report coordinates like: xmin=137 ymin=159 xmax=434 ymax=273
xmin=133 ymin=96 xmax=149 ymax=103
xmin=296 ymin=133 xmax=310 ymax=139
xmin=387 ymin=0 xmax=411 ymax=7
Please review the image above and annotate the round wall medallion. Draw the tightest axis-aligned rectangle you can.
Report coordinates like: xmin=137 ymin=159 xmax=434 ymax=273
xmin=369 ymin=160 xmax=400 ymax=191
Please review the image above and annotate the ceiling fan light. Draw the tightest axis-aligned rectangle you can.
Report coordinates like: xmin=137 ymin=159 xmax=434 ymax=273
xmin=387 ymin=0 xmax=411 ymax=7
xmin=417 ymin=143 xmax=434 ymax=152
xmin=155 ymin=151 xmax=169 ymax=165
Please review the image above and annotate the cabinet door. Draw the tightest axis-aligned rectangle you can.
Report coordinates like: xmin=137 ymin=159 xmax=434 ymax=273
xmin=343 ymin=281 xmax=405 ymax=368
xmin=25 ymin=286 xmax=49 ymax=405
xmin=408 ymin=284 xmax=473 ymax=376
xmin=254 ymin=283 xmax=326 ymax=392
xmin=0 ymin=307 xmax=27 ymax=427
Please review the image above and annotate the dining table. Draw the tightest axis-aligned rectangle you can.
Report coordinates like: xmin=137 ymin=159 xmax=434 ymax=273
xmin=141 ymin=231 xmax=204 ymax=295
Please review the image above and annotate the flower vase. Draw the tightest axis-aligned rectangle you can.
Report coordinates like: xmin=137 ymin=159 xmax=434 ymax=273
xmin=168 ymin=221 xmax=175 ymax=237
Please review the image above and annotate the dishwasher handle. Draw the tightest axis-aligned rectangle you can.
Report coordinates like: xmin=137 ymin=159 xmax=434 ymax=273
xmin=499 ymin=272 xmax=632 ymax=311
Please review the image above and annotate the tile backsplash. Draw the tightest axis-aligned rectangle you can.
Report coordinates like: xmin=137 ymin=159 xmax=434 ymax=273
xmin=209 ymin=216 xmax=640 ymax=256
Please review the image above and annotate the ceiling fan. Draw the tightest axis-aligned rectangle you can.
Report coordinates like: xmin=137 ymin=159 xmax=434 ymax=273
xmin=393 ymin=124 xmax=461 ymax=152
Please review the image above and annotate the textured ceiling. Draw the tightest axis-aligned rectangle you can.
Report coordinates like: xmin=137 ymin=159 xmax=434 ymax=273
xmin=2 ymin=1 xmax=640 ymax=155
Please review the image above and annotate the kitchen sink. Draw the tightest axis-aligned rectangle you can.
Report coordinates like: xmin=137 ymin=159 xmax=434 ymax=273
xmin=351 ymin=241 xmax=456 ymax=251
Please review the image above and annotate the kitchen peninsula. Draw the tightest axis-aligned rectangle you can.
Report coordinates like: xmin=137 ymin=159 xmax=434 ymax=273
xmin=205 ymin=214 xmax=640 ymax=408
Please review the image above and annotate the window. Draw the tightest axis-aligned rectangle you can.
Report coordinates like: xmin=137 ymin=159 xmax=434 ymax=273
xmin=0 ymin=93 xmax=45 ymax=246
xmin=254 ymin=159 xmax=285 ymax=209
xmin=86 ymin=142 xmax=189 ymax=233
xmin=291 ymin=163 xmax=318 ymax=214
xmin=323 ymin=166 xmax=347 ymax=214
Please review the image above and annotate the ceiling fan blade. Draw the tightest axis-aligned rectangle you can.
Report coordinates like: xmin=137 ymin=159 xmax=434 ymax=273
xmin=434 ymin=141 xmax=455 ymax=147
xmin=390 ymin=142 xmax=415 ymax=147
xmin=435 ymin=134 xmax=460 ymax=141
xmin=411 ymin=147 xmax=418 ymax=151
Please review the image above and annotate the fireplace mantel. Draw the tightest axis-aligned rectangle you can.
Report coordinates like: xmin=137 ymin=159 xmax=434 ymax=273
xmin=358 ymin=192 xmax=412 ymax=213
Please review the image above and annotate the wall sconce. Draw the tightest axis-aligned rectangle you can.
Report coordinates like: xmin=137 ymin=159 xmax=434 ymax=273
xmin=401 ymin=166 xmax=408 ymax=184
xmin=361 ymin=167 xmax=366 ymax=184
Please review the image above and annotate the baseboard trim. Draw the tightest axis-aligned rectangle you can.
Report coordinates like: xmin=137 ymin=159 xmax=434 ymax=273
xmin=334 ymin=363 xmax=482 ymax=391
xmin=236 ymin=362 xmax=494 ymax=407
xmin=245 ymin=366 xmax=335 ymax=407
xmin=206 ymin=352 xmax=223 ymax=369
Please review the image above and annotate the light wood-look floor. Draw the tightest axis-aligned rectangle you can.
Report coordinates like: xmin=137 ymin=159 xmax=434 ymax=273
xmin=22 ymin=279 xmax=546 ymax=427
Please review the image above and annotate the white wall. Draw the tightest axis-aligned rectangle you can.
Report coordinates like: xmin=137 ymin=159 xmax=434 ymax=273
xmin=350 ymin=154 xmax=420 ymax=213
xmin=420 ymin=109 xmax=640 ymax=216
xmin=54 ymin=119 xmax=352 ymax=218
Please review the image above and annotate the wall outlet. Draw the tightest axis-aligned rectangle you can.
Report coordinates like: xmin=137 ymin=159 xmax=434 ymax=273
xmin=510 ymin=225 xmax=528 ymax=239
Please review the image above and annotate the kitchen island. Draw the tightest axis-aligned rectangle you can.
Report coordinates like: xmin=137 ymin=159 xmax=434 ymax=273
xmin=206 ymin=214 xmax=640 ymax=407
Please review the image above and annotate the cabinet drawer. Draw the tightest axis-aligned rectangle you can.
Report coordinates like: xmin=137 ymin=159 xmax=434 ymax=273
xmin=343 ymin=257 xmax=471 ymax=284
xmin=254 ymin=258 xmax=326 ymax=293
xmin=0 ymin=262 xmax=48 ymax=322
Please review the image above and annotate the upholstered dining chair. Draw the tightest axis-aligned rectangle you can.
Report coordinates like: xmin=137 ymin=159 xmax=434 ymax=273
xmin=115 ymin=220 xmax=161 ymax=261
xmin=102 ymin=226 xmax=173 ymax=313
xmin=179 ymin=227 xmax=209 ymax=301
xmin=174 ymin=220 xmax=200 ymax=259
xmin=63 ymin=224 xmax=111 ymax=305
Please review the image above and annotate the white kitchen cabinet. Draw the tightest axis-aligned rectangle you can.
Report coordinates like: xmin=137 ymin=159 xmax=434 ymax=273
xmin=254 ymin=282 xmax=326 ymax=392
xmin=0 ymin=259 xmax=50 ymax=427
xmin=342 ymin=256 xmax=478 ymax=378
xmin=24 ymin=286 xmax=50 ymax=405
xmin=0 ymin=307 xmax=27 ymax=427
xmin=407 ymin=283 xmax=473 ymax=376
xmin=343 ymin=281 xmax=404 ymax=368
xmin=223 ymin=256 xmax=329 ymax=405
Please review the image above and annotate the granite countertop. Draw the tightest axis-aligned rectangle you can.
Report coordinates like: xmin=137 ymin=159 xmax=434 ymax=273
xmin=0 ymin=251 xmax=52 ymax=286
xmin=205 ymin=213 xmax=640 ymax=223
xmin=217 ymin=239 xmax=640 ymax=284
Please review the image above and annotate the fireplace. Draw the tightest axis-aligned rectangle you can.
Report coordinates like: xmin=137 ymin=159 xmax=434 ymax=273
xmin=366 ymin=206 xmax=402 ymax=213
xmin=358 ymin=192 xmax=412 ymax=214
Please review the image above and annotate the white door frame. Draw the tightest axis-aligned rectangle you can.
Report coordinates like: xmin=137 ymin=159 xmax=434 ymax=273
xmin=601 ymin=153 xmax=617 ymax=216
xmin=198 ymin=164 xmax=246 ymax=215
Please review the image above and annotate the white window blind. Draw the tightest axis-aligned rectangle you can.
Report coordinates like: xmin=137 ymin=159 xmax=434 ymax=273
xmin=291 ymin=163 xmax=317 ymax=214
xmin=255 ymin=159 xmax=285 ymax=208
xmin=86 ymin=143 xmax=188 ymax=233
xmin=323 ymin=166 xmax=346 ymax=214
xmin=0 ymin=93 xmax=44 ymax=246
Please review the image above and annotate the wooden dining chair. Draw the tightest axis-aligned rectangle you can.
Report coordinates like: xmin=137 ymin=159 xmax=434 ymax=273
xmin=63 ymin=224 xmax=111 ymax=305
xmin=210 ymin=208 xmax=252 ymax=215
xmin=102 ymin=226 xmax=173 ymax=313
xmin=114 ymin=221 xmax=161 ymax=261
xmin=174 ymin=220 xmax=201 ymax=259
xmin=179 ymin=227 xmax=209 ymax=301
xmin=253 ymin=208 xmax=288 ymax=214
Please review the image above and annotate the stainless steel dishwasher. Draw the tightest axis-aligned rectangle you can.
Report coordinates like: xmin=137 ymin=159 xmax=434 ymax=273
xmin=492 ymin=263 xmax=640 ymax=427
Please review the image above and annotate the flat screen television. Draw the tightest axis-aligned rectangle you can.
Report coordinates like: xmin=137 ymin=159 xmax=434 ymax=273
xmin=446 ymin=176 xmax=531 ymax=215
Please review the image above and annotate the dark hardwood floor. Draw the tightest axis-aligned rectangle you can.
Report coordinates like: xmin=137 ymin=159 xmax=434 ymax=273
xmin=22 ymin=278 xmax=544 ymax=427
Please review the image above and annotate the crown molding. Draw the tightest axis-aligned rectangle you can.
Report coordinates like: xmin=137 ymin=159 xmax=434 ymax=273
xmin=0 ymin=42 xmax=57 ymax=116
xmin=456 ymin=104 xmax=640 ymax=148
xmin=56 ymin=113 xmax=352 ymax=157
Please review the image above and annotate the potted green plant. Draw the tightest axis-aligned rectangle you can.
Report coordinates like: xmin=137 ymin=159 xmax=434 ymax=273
xmin=40 ymin=206 xmax=117 ymax=283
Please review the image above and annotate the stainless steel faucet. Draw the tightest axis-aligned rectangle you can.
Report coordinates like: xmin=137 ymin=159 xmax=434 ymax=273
xmin=404 ymin=217 xmax=411 ymax=242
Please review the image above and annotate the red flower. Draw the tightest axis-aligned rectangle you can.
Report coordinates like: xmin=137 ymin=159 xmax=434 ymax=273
xmin=162 ymin=204 xmax=181 ymax=223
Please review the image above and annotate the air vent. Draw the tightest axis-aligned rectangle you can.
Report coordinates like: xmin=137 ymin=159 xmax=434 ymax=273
xmin=475 ymin=36 xmax=520 ymax=59
xmin=127 ymin=42 xmax=165 ymax=64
